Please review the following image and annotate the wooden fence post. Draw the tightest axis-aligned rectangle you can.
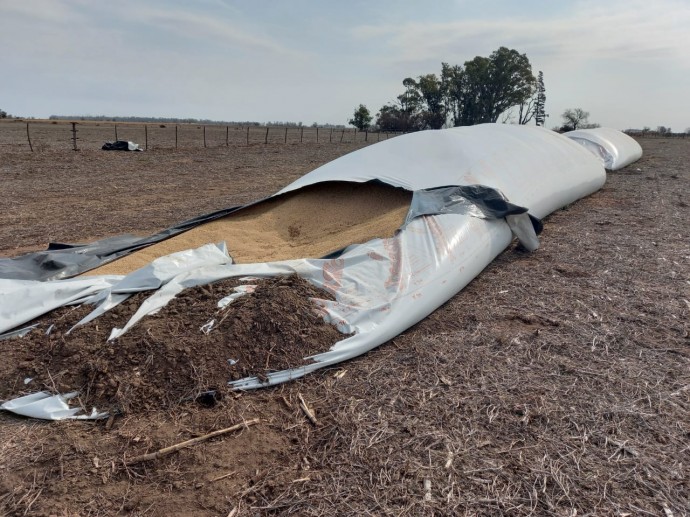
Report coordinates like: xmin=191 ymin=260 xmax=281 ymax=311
xmin=203 ymin=126 xmax=206 ymax=148
xmin=340 ymin=129 xmax=344 ymax=142
xmin=284 ymin=127 xmax=288 ymax=143
xmin=26 ymin=122 xmax=34 ymax=152
xmin=71 ymin=122 xmax=78 ymax=151
xmin=330 ymin=128 xmax=333 ymax=143
xmin=365 ymin=130 xmax=368 ymax=142
xmin=226 ymin=126 xmax=229 ymax=147
xmin=300 ymin=126 xmax=304 ymax=143
xmin=114 ymin=124 xmax=118 ymax=141
xmin=264 ymin=126 xmax=269 ymax=144
xmin=354 ymin=129 xmax=357 ymax=143
xmin=145 ymin=125 xmax=148 ymax=150
xmin=246 ymin=126 xmax=249 ymax=145
xmin=316 ymin=127 xmax=319 ymax=142
xmin=377 ymin=131 xmax=380 ymax=142
xmin=175 ymin=125 xmax=178 ymax=149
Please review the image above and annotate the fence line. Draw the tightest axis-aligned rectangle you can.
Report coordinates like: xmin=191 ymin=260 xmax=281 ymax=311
xmin=4 ymin=121 xmax=690 ymax=153
xmin=1 ymin=120 xmax=413 ymax=151
xmin=26 ymin=122 xmax=33 ymax=152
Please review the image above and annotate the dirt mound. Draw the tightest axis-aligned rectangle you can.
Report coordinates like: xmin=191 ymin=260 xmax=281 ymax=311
xmin=0 ymin=275 xmax=345 ymax=415
xmin=86 ymin=181 xmax=412 ymax=275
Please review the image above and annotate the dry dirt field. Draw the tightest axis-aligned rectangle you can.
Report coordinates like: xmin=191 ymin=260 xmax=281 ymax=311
xmin=0 ymin=134 xmax=688 ymax=516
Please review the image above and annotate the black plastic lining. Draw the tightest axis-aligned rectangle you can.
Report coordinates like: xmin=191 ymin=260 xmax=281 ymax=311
xmin=406 ymin=185 xmax=542 ymax=233
xmin=0 ymin=204 xmax=247 ymax=281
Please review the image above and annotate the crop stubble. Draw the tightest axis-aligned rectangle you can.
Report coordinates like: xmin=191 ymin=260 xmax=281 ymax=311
xmin=0 ymin=137 xmax=688 ymax=516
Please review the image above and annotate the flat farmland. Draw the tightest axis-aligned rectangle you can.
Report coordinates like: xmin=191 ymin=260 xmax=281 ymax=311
xmin=0 ymin=136 xmax=688 ymax=516
xmin=0 ymin=119 xmax=384 ymax=153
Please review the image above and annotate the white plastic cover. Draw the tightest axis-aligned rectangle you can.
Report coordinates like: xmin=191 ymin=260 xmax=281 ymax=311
xmin=565 ymin=127 xmax=642 ymax=170
xmin=1 ymin=124 xmax=608 ymax=418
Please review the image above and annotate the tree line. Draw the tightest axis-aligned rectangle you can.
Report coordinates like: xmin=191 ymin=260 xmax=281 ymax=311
xmin=349 ymin=47 xmax=547 ymax=132
xmin=347 ymin=47 xmax=622 ymax=133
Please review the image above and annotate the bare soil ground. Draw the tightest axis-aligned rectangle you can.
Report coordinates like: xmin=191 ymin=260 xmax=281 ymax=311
xmin=0 ymin=136 xmax=688 ymax=516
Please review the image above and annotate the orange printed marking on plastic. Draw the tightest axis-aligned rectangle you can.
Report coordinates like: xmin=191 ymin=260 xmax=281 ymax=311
xmin=322 ymin=258 xmax=345 ymax=293
xmin=382 ymin=238 xmax=403 ymax=290
xmin=425 ymin=216 xmax=452 ymax=260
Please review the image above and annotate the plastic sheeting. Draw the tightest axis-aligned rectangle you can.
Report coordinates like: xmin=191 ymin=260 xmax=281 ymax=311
xmin=102 ymin=140 xmax=143 ymax=151
xmin=0 ymin=205 xmax=245 ymax=281
xmin=1 ymin=124 xmax=609 ymax=419
xmin=565 ymin=127 xmax=642 ymax=170
xmin=0 ymin=183 xmax=536 ymax=283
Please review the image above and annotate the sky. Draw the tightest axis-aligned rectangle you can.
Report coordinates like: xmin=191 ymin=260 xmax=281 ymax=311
xmin=2 ymin=0 xmax=689 ymax=131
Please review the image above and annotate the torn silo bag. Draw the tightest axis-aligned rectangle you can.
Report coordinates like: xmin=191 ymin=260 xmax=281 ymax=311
xmin=1 ymin=124 xmax=630 ymax=418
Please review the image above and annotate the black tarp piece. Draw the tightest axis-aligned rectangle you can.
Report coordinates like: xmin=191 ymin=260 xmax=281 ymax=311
xmin=102 ymin=141 xmax=143 ymax=151
xmin=0 ymin=182 xmax=541 ymax=282
xmin=0 ymin=205 xmax=245 ymax=281
xmin=406 ymin=185 xmax=543 ymax=234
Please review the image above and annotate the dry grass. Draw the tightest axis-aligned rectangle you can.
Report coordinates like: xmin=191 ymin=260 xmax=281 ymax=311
xmin=0 ymin=137 xmax=688 ymax=516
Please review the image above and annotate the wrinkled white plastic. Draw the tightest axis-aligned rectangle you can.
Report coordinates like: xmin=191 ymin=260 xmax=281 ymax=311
xmin=279 ymin=124 xmax=604 ymax=218
xmin=565 ymin=127 xmax=642 ymax=170
xmin=0 ymin=275 xmax=122 ymax=336
xmin=1 ymin=124 xmax=609 ymax=417
xmin=0 ymin=391 xmax=107 ymax=420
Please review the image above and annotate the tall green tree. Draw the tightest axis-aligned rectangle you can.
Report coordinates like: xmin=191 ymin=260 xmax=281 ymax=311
xmin=349 ymin=104 xmax=372 ymax=130
xmin=412 ymin=74 xmax=446 ymax=129
xmin=442 ymin=47 xmax=536 ymax=126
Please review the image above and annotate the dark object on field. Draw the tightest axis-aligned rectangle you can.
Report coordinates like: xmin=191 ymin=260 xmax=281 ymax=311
xmin=101 ymin=140 xmax=143 ymax=151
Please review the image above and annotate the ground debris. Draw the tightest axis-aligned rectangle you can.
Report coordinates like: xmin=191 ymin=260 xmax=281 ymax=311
xmin=0 ymin=275 xmax=345 ymax=414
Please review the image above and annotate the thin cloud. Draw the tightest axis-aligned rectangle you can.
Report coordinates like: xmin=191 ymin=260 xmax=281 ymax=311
xmin=351 ymin=0 xmax=690 ymax=68
xmin=132 ymin=5 xmax=308 ymax=59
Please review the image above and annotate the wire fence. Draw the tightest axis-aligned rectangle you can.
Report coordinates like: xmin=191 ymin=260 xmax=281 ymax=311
xmin=0 ymin=120 xmax=405 ymax=152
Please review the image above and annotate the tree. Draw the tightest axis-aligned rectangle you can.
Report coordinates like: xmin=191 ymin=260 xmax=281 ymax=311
xmin=407 ymin=74 xmax=446 ymax=129
xmin=349 ymin=104 xmax=372 ymax=130
xmin=499 ymin=70 xmax=544 ymax=125
xmin=516 ymin=97 xmax=535 ymax=125
xmin=533 ymin=71 xmax=546 ymax=126
xmin=560 ymin=108 xmax=591 ymax=131
xmin=0 ymin=108 xmax=8 ymax=119
xmin=442 ymin=47 xmax=536 ymax=126
xmin=375 ymin=103 xmax=420 ymax=132
xmin=374 ymin=75 xmax=439 ymax=132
